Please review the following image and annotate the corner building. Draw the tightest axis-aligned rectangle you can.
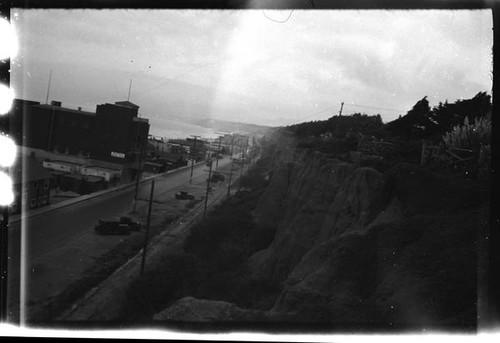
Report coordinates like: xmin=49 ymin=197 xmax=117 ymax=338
xmin=3 ymin=99 xmax=150 ymax=165
xmin=91 ymin=101 xmax=149 ymax=163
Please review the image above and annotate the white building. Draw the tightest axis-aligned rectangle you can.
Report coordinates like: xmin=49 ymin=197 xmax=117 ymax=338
xmin=42 ymin=159 xmax=121 ymax=182
xmin=79 ymin=166 xmax=122 ymax=182
xmin=42 ymin=160 xmax=80 ymax=173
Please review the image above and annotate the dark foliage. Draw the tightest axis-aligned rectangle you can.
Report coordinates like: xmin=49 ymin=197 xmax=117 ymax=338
xmin=385 ymin=96 xmax=438 ymax=140
xmin=288 ymin=112 xmax=385 ymax=139
xmin=287 ymin=113 xmax=386 ymax=158
xmin=431 ymin=92 xmax=491 ymax=135
xmin=386 ymin=92 xmax=491 ymax=142
xmin=285 ymin=92 xmax=491 ymax=164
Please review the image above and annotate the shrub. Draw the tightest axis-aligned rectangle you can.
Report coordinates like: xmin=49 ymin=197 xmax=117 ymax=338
xmin=437 ymin=115 xmax=491 ymax=177
xmin=442 ymin=115 xmax=491 ymax=151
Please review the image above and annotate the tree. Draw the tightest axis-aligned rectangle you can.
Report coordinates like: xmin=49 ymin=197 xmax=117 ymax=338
xmin=386 ymin=96 xmax=438 ymax=140
xmin=431 ymin=92 xmax=491 ymax=135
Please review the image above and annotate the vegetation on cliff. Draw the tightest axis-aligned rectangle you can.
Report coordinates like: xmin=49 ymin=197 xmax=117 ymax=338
xmin=286 ymin=92 xmax=491 ymax=167
xmin=120 ymin=93 xmax=490 ymax=333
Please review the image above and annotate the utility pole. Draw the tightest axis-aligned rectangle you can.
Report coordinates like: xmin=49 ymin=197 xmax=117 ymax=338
xmin=132 ymin=145 xmax=145 ymax=213
xmin=215 ymin=136 xmax=222 ymax=170
xmin=203 ymin=159 xmax=213 ymax=217
xmin=339 ymin=101 xmax=344 ymax=116
xmin=227 ymin=135 xmax=235 ymax=196
xmin=238 ymin=140 xmax=246 ymax=191
xmin=140 ymin=179 xmax=155 ymax=275
xmin=189 ymin=135 xmax=200 ymax=184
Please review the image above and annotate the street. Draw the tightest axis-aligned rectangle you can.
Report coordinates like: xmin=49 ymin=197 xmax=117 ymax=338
xmin=7 ymin=157 xmax=234 ymax=322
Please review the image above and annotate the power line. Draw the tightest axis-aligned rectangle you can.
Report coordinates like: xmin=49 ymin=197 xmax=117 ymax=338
xmin=289 ymin=101 xmax=408 ymax=126
xmin=343 ymin=103 xmax=406 ymax=113
xmin=290 ymin=105 xmax=339 ymax=124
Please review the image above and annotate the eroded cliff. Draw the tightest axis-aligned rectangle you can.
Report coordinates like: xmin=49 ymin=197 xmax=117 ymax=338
xmin=154 ymin=137 xmax=488 ymax=330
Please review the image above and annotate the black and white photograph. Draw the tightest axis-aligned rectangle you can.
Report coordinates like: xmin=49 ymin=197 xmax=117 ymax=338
xmin=0 ymin=0 xmax=497 ymax=339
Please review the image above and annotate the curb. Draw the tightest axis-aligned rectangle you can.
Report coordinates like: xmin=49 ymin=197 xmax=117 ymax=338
xmin=9 ymin=161 xmax=207 ymax=224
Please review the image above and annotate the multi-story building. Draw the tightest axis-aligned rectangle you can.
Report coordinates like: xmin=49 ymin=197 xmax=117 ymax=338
xmin=91 ymin=101 xmax=149 ymax=164
xmin=2 ymin=99 xmax=150 ymax=165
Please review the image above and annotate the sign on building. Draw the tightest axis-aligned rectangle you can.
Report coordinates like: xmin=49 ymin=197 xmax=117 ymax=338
xmin=111 ymin=151 xmax=125 ymax=159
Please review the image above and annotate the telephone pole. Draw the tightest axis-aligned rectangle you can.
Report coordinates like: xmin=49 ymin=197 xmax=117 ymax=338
xmin=238 ymin=140 xmax=246 ymax=191
xmin=339 ymin=101 xmax=344 ymax=116
xmin=203 ymin=159 xmax=213 ymax=217
xmin=227 ymin=135 xmax=235 ymax=196
xmin=140 ymin=179 xmax=155 ymax=275
xmin=132 ymin=145 xmax=145 ymax=213
xmin=189 ymin=135 xmax=200 ymax=184
xmin=215 ymin=136 xmax=222 ymax=170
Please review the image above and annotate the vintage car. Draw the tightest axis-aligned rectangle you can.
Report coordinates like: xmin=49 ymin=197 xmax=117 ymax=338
xmin=175 ymin=191 xmax=195 ymax=200
xmin=211 ymin=172 xmax=225 ymax=182
xmin=94 ymin=216 xmax=140 ymax=235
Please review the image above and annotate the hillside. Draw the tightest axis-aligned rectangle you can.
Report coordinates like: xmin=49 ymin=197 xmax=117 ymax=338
xmin=188 ymin=117 xmax=274 ymax=135
xmin=134 ymin=128 xmax=489 ymax=332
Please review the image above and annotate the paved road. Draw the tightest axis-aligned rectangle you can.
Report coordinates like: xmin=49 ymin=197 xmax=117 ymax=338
xmin=7 ymin=157 xmax=234 ymax=323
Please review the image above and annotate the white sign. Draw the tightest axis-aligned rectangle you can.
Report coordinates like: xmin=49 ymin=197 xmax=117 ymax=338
xmin=111 ymin=151 xmax=125 ymax=159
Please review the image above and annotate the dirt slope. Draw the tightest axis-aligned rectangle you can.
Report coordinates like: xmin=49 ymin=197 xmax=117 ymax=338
xmin=153 ymin=143 xmax=488 ymax=332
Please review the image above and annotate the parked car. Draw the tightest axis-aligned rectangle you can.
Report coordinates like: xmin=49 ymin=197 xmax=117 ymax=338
xmin=118 ymin=216 xmax=140 ymax=231
xmin=211 ymin=172 xmax=225 ymax=182
xmin=94 ymin=216 xmax=140 ymax=235
xmin=175 ymin=191 xmax=195 ymax=200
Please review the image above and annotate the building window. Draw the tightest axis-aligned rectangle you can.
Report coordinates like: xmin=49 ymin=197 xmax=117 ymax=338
xmin=42 ymin=196 xmax=48 ymax=204
xmin=30 ymin=198 xmax=36 ymax=208
xmin=44 ymin=180 xmax=49 ymax=189
xmin=33 ymin=181 xmax=38 ymax=189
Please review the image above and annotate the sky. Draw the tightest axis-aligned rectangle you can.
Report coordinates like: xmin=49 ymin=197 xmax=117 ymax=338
xmin=10 ymin=9 xmax=493 ymax=127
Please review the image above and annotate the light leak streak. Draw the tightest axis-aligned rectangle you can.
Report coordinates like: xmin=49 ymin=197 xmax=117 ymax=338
xmin=0 ymin=171 xmax=13 ymax=206
xmin=0 ymin=84 xmax=14 ymax=115
xmin=0 ymin=135 xmax=17 ymax=167
xmin=0 ymin=17 xmax=18 ymax=60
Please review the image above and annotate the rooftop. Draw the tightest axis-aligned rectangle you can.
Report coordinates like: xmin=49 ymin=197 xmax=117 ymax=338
xmin=114 ymin=101 xmax=140 ymax=109
xmin=45 ymin=160 xmax=81 ymax=166
xmin=34 ymin=104 xmax=95 ymax=116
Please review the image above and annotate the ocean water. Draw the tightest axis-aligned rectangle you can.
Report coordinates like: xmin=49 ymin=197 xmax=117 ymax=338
xmin=148 ymin=117 xmax=219 ymax=140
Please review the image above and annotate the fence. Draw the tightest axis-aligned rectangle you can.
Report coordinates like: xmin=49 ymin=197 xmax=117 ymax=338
xmin=420 ymin=141 xmax=490 ymax=177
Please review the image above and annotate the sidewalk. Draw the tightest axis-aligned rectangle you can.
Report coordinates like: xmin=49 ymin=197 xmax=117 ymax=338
xmin=9 ymin=161 xmax=205 ymax=225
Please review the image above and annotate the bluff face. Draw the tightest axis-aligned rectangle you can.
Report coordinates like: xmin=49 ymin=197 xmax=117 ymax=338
xmin=156 ymin=138 xmax=488 ymax=330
